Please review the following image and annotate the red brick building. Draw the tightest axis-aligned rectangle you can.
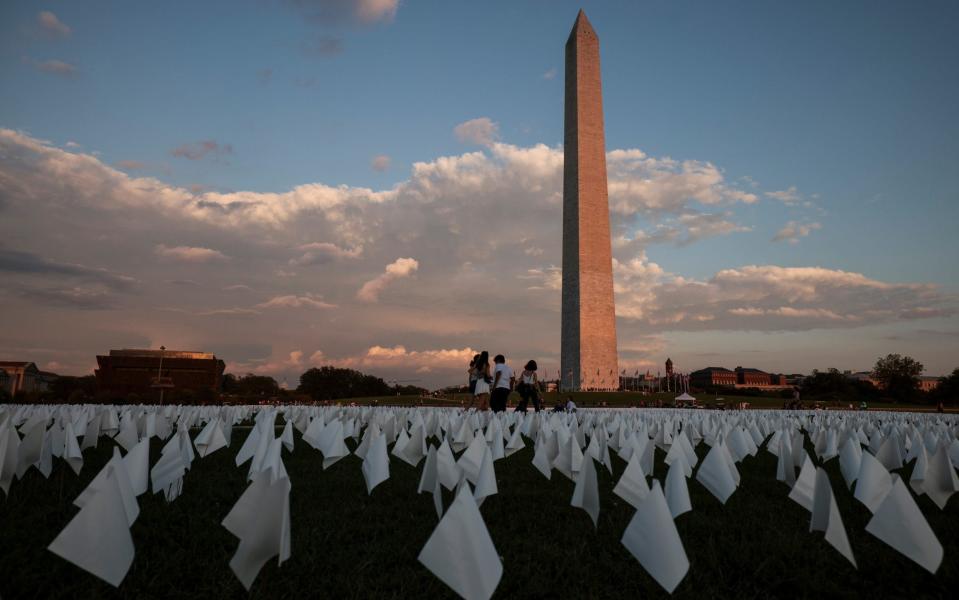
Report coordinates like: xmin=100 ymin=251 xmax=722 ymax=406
xmin=95 ymin=349 xmax=225 ymax=399
xmin=690 ymin=367 xmax=737 ymax=388
xmin=735 ymin=367 xmax=787 ymax=387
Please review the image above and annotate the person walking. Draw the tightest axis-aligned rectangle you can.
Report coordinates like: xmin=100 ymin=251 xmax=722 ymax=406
xmin=472 ymin=351 xmax=491 ymax=411
xmin=490 ymin=354 xmax=514 ymax=413
xmin=515 ymin=360 xmax=542 ymax=412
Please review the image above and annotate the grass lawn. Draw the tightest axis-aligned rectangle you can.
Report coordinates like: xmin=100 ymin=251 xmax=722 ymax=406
xmin=2 ymin=416 xmax=957 ymax=599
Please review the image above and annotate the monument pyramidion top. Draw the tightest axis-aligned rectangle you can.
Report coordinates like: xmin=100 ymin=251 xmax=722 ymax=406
xmin=567 ymin=9 xmax=598 ymax=45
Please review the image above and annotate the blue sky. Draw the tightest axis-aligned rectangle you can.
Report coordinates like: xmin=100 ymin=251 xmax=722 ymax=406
xmin=1 ymin=0 xmax=957 ymax=384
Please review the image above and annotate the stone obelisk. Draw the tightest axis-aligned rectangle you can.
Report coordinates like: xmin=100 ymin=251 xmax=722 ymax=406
xmin=561 ymin=10 xmax=618 ymax=391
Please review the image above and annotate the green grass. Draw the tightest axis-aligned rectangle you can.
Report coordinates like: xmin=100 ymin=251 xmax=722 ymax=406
xmin=1 ymin=423 xmax=956 ymax=599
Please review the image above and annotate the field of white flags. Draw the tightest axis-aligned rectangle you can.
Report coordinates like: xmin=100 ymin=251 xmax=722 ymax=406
xmin=1 ymin=404 xmax=957 ymax=598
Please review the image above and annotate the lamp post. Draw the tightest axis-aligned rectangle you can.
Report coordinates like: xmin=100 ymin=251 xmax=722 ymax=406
xmin=158 ymin=345 xmax=165 ymax=405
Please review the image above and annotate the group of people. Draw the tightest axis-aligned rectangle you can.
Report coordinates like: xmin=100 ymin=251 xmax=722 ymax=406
xmin=466 ymin=352 xmax=542 ymax=413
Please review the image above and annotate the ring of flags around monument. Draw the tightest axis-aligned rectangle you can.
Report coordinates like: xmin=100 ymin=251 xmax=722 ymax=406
xmin=1 ymin=403 xmax=957 ymax=596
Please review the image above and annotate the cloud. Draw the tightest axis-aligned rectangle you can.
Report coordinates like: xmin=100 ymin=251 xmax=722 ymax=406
xmin=0 ymin=247 xmax=136 ymax=291
xmin=1 ymin=128 xmax=953 ymax=383
xmin=170 ymin=140 xmax=233 ymax=161
xmin=37 ymin=11 xmax=71 ymax=37
xmin=154 ymin=244 xmax=229 ymax=263
xmin=773 ymin=221 xmax=821 ymax=244
xmin=115 ymin=160 xmax=146 ymax=171
xmin=371 ymin=154 xmax=391 ymax=172
xmin=454 ymin=117 xmax=499 ymax=147
xmin=284 ymin=0 xmax=399 ymax=25
xmin=765 ymin=186 xmax=802 ymax=205
xmin=290 ymin=242 xmax=362 ymax=265
xmin=256 ymin=294 xmax=337 ymax=310
xmin=27 ymin=58 xmax=77 ymax=77
xmin=542 ymin=68 xmax=557 ymax=80
xmin=612 ymin=261 xmax=953 ymax=331
xmin=357 ymin=257 xmax=418 ymax=302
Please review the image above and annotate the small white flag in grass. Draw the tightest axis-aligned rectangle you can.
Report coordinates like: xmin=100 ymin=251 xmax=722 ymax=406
xmin=418 ymin=484 xmax=502 ymax=600
xmin=788 ymin=452 xmax=817 ymax=512
xmin=362 ymin=431 xmax=390 ymax=494
xmin=418 ymin=445 xmax=444 ymax=519
xmin=76 ymin=448 xmax=139 ymax=526
xmin=396 ymin=423 xmax=427 ymax=468
xmin=922 ymin=444 xmax=959 ymax=510
xmin=553 ymin=434 xmax=584 ymax=482
xmin=222 ymin=467 xmax=292 ymax=591
xmin=505 ymin=425 xmax=525 ymax=457
xmin=571 ymin=455 xmax=600 ymax=527
xmin=613 ymin=452 xmax=649 ymax=509
xmin=320 ymin=420 xmax=350 ymax=470
xmin=114 ymin=414 xmax=139 ymax=453
xmin=866 ymin=476 xmax=943 ymax=574
xmin=473 ymin=445 xmax=498 ymax=507
xmin=280 ymin=420 xmax=294 ymax=453
xmin=123 ymin=438 xmax=150 ymax=496
xmin=853 ymin=451 xmax=892 ymax=514
xmin=874 ymin=433 xmax=903 ymax=472
xmin=1 ymin=421 xmax=22 ymax=495
xmin=665 ymin=456 xmax=692 ymax=519
xmin=16 ymin=421 xmax=44 ymax=479
xmin=151 ymin=442 xmax=186 ymax=502
xmin=811 ymin=467 xmax=856 ymax=567
xmin=621 ymin=480 xmax=689 ymax=594
xmin=776 ymin=434 xmax=796 ymax=487
xmin=838 ymin=436 xmax=862 ymax=489
xmin=531 ymin=438 xmax=552 ymax=480
xmin=63 ymin=422 xmax=83 ymax=475
xmin=696 ymin=442 xmax=737 ymax=505
xmin=436 ymin=438 xmax=460 ymax=490
xmin=47 ymin=464 xmax=135 ymax=587
xmin=235 ymin=423 xmax=262 ymax=466
xmin=194 ymin=417 xmax=228 ymax=458
xmin=458 ymin=434 xmax=487 ymax=485
xmin=664 ymin=440 xmax=692 ymax=478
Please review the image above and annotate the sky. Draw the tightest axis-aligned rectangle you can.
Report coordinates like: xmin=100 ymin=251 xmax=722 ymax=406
xmin=1 ymin=0 xmax=957 ymax=388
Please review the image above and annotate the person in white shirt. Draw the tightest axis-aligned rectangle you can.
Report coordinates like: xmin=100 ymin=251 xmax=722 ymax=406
xmin=565 ymin=396 xmax=577 ymax=412
xmin=516 ymin=360 xmax=541 ymax=412
xmin=490 ymin=354 xmax=513 ymax=413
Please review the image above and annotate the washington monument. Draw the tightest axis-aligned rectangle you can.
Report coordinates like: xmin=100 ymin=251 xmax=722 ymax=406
xmin=561 ymin=10 xmax=619 ymax=391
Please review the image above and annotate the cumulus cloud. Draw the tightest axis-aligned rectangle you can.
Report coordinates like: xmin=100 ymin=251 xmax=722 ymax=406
xmin=256 ymin=294 xmax=337 ymax=310
xmin=773 ymin=220 xmax=821 ymax=244
xmin=371 ymin=154 xmax=391 ymax=172
xmin=454 ymin=117 xmax=499 ymax=147
xmin=284 ymin=0 xmax=398 ymax=25
xmin=154 ymin=244 xmax=228 ymax=263
xmin=170 ymin=140 xmax=233 ymax=161
xmin=38 ymin=11 xmax=71 ymax=37
xmin=357 ymin=257 xmax=418 ymax=302
xmin=612 ymin=261 xmax=953 ymax=331
xmin=0 ymin=128 xmax=953 ymax=384
xmin=542 ymin=68 xmax=557 ymax=80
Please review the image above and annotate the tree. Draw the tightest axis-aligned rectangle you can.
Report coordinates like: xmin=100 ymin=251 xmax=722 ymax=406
xmin=297 ymin=366 xmax=392 ymax=401
xmin=222 ymin=373 xmax=279 ymax=397
xmin=931 ymin=368 xmax=959 ymax=405
xmin=872 ymin=354 xmax=924 ymax=402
